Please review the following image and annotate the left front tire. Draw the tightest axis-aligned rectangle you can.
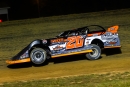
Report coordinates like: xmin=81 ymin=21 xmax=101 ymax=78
xmin=30 ymin=48 xmax=47 ymax=65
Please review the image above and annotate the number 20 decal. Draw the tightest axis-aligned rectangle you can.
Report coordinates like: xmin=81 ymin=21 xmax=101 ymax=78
xmin=66 ymin=36 xmax=84 ymax=49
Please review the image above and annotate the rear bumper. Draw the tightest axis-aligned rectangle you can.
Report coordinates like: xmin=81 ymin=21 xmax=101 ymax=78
xmin=6 ymin=58 xmax=31 ymax=65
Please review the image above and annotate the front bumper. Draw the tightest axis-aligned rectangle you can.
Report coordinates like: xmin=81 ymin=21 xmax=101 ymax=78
xmin=6 ymin=58 xmax=31 ymax=65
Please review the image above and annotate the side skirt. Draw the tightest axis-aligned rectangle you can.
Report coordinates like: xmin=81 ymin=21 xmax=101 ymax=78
xmin=6 ymin=58 xmax=31 ymax=65
xmin=104 ymin=46 xmax=121 ymax=48
xmin=51 ymin=50 xmax=93 ymax=58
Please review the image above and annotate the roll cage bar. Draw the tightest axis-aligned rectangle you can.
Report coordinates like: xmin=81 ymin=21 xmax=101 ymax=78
xmin=57 ymin=25 xmax=106 ymax=37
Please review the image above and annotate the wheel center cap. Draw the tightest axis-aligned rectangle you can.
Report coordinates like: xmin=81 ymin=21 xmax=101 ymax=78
xmin=36 ymin=53 xmax=41 ymax=58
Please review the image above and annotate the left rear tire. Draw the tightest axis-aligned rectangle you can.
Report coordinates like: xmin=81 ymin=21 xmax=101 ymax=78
xmin=86 ymin=44 xmax=101 ymax=60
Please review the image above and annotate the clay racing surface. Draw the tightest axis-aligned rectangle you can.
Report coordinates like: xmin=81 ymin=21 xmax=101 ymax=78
xmin=1 ymin=53 xmax=130 ymax=83
xmin=0 ymin=8 xmax=130 ymax=83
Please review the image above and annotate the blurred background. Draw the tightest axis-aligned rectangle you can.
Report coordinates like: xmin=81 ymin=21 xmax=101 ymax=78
xmin=0 ymin=0 xmax=130 ymax=21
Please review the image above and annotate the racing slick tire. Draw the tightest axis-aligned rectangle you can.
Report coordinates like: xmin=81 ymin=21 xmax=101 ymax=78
xmin=30 ymin=48 xmax=47 ymax=65
xmin=86 ymin=44 xmax=101 ymax=60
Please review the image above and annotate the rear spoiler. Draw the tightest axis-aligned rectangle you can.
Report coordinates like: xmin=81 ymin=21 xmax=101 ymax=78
xmin=107 ymin=25 xmax=119 ymax=33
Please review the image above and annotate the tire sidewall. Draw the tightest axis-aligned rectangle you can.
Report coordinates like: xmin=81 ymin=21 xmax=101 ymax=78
xmin=86 ymin=44 xmax=101 ymax=60
xmin=30 ymin=48 xmax=47 ymax=65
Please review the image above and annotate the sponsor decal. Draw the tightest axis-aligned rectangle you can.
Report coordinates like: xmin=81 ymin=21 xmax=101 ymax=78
xmin=51 ymin=38 xmax=66 ymax=43
xmin=49 ymin=35 xmax=90 ymax=55
xmin=42 ymin=40 xmax=47 ymax=44
xmin=101 ymin=32 xmax=118 ymax=40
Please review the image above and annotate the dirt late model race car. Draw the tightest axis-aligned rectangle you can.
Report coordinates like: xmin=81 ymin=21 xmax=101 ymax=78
xmin=6 ymin=25 xmax=121 ymax=65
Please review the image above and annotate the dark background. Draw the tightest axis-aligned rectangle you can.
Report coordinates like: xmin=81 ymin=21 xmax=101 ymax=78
xmin=0 ymin=0 xmax=130 ymax=20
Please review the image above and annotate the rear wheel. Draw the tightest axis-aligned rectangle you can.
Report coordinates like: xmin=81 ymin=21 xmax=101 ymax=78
xmin=86 ymin=44 xmax=101 ymax=60
xmin=30 ymin=48 xmax=47 ymax=65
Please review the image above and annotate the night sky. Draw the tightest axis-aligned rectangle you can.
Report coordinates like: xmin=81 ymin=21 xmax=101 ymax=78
xmin=0 ymin=0 xmax=130 ymax=20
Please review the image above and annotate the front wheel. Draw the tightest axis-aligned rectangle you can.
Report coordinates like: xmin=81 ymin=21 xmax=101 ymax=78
xmin=30 ymin=48 xmax=47 ymax=65
xmin=86 ymin=44 xmax=101 ymax=60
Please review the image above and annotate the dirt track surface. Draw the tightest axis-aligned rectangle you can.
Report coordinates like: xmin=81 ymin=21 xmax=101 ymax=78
xmin=0 ymin=8 xmax=130 ymax=84
xmin=1 ymin=55 xmax=130 ymax=83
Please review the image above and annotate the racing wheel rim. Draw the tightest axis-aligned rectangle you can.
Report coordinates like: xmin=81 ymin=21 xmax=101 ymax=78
xmin=89 ymin=48 xmax=99 ymax=58
xmin=30 ymin=48 xmax=47 ymax=65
